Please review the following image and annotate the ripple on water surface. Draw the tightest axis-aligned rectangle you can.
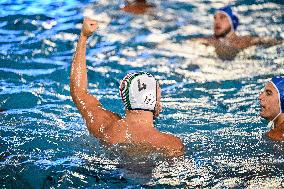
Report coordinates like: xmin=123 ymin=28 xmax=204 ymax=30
xmin=0 ymin=0 xmax=284 ymax=188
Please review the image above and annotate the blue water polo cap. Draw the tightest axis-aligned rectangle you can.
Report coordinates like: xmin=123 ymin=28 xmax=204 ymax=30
xmin=216 ymin=6 xmax=239 ymax=31
xmin=271 ymin=76 xmax=284 ymax=113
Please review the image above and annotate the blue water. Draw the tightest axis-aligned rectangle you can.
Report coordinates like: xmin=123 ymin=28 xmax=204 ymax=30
xmin=0 ymin=0 xmax=284 ymax=188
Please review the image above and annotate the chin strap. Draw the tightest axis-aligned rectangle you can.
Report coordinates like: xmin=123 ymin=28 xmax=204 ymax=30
xmin=268 ymin=111 xmax=282 ymax=129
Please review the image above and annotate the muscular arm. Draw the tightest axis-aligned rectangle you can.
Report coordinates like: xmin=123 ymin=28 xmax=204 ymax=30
xmin=70 ymin=34 xmax=91 ymax=99
xmin=70 ymin=34 xmax=100 ymax=109
xmin=70 ymin=18 xmax=121 ymax=140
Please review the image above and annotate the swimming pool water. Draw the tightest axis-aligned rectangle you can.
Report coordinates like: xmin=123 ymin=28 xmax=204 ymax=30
xmin=0 ymin=0 xmax=284 ymax=188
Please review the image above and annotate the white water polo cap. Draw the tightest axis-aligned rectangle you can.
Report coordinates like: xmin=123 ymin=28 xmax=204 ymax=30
xmin=120 ymin=72 xmax=158 ymax=111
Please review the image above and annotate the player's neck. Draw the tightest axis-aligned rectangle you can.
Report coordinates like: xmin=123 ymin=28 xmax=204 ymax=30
xmin=125 ymin=110 xmax=154 ymax=128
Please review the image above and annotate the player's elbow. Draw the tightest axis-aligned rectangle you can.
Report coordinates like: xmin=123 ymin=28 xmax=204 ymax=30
xmin=70 ymin=84 xmax=87 ymax=104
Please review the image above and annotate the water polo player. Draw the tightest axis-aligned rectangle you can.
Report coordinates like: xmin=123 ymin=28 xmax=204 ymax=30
xmin=70 ymin=18 xmax=184 ymax=157
xmin=191 ymin=5 xmax=281 ymax=60
xmin=259 ymin=76 xmax=284 ymax=141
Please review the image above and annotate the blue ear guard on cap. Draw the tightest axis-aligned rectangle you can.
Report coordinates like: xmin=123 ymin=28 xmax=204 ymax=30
xmin=216 ymin=6 xmax=239 ymax=31
xmin=271 ymin=76 xmax=284 ymax=113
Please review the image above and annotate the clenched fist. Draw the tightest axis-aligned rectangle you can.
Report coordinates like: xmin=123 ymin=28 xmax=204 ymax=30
xmin=81 ymin=18 xmax=98 ymax=37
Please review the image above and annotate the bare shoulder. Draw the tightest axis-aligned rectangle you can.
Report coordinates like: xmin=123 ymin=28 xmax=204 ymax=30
xmin=161 ymin=132 xmax=183 ymax=146
xmin=266 ymin=123 xmax=284 ymax=141
xmin=232 ymin=35 xmax=255 ymax=49
xmin=74 ymin=92 xmax=122 ymax=140
xmin=157 ymin=132 xmax=184 ymax=156
xmin=239 ymin=35 xmax=256 ymax=44
xmin=266 ymin=130 xmax=283 ymax=141
xmin=86 ymin=106 xmax=121 ymax=131
xmin=102 ymin=119 xmax=128 ymax=144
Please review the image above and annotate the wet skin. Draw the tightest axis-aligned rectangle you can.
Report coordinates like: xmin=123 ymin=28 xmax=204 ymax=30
xmin=259 ymin=82 xmax=284 ymax=141
xmin=70 ymin=18 xmax=184 ymax=157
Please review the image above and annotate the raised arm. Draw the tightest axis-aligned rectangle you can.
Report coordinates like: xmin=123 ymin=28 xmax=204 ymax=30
xmin=70 ymin=18 xmax=121 ymax=140
xmin=70 ymin=19 xmax=97 ymax=102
